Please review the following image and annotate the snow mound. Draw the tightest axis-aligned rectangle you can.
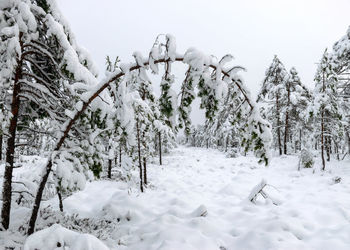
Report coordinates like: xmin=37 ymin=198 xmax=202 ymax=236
xmin=24 ymin=224 xmax=109 ymax=250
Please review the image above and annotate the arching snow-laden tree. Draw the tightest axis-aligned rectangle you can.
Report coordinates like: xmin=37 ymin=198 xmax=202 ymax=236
xmin=20 ymin=29 xmax=272 ymax=233
xmin=312 ymin=49 xmax=344 ymax=170
xmin=257 ymin=56 xmax=289 ymax=155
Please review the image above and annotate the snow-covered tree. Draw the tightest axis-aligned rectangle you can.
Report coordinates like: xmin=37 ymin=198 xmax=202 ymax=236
xmin=178 ymin=68 xmax=196 ymax=136
xmin=257 ymin=55 xmax=289 ymax=155
xmin=312 ymin=49 xmax=344 ymax=170
xmin=0 ymin=0 xmax=95 ymax=229
xmin=331 ymin=25 xmax=350 ymax=156
xmin=281 ymin=67 xmax=312 ymax=154
xmin=0 ymin=0 xmax=115 ymax=233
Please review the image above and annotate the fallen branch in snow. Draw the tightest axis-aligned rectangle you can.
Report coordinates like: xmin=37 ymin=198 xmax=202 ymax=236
xmin=248 ymin=179 xmax=267 ymax=203
xmin=191 ymin=205 xmax=208 ymax=217
xmin=341 ymin=152 xmax=348 ymax=161
xmin=248 ymin=179 xmax=280 ymax=205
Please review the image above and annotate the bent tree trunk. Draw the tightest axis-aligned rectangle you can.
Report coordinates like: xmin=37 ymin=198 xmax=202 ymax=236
xmin=28 ymin=161 xmax=52 ymax=234
xmin=1 ymin=51 xmax=23 ymax=230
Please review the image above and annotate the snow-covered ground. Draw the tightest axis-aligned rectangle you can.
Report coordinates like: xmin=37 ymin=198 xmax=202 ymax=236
xmin=3 ymin=146 xmax=350 ymax=249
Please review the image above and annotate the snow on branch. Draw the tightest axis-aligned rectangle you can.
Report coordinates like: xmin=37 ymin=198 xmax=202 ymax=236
xmin=248 ymin=179 xmax=281 ymax=205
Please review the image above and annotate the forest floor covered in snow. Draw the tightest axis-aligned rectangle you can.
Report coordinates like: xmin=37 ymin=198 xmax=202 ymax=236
xmin=2 ymin=146 xmax=350 ymax=249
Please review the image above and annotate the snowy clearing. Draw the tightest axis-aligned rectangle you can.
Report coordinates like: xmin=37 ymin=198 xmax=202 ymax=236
xmin=27 ymin=146 xmax=350 ymax=250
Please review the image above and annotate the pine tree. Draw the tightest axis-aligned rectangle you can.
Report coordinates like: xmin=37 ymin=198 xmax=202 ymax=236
xmin=0 ymin=0 xmax=105 ymax=234
xmin=332 ymin=25 xmax=350 ymax=156
xmin=313 ymin=49 xmax=344 ymax=170
xmin=281 ymin=67 xmax=312 ymax=154
xmin=0 ymin=0 xmax=90 ymax=229
xmin=257 ymin=55 xmax=289 ymax=155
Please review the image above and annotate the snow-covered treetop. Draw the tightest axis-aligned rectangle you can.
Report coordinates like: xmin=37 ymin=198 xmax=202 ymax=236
xmin=257 ymin=55 xmax=289 ymax=102
xmin=332 ymin=25 xmax=350 ymax=69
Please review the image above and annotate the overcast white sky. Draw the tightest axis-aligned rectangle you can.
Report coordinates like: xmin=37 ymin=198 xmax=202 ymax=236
xmin=57 ymin=0 xmax=350 ymax=124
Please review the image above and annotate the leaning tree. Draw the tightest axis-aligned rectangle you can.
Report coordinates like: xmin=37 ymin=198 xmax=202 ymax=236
xmin=0 ymin=0 xmax=100 ymax=230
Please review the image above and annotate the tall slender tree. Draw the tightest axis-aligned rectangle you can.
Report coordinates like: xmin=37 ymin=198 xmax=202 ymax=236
xmin=257 ymin=56 xmax=289 ymax=155
xmin=313 ymin=49 xmax=344 ymax=170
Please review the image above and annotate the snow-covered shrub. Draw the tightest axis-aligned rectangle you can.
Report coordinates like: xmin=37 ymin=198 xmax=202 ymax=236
xmin=226 ymin=148 xmax=239 ymax=158
xmin=299 ymin=148 xmax=314 ymax=169
xmin=24 ymin=224 xmax=109 ymax=250
xmin=34 ymin=207 xmax=118 ymax=240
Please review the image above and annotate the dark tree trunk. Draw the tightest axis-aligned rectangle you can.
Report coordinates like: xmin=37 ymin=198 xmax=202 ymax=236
xmin=1 ymin=39 xmax=23 ymax=229
xmin=276 ymin=94 xmax=282 ymax=155
xmin=326 ymin=136 xmax=331 ymax=162
xmin=0 ymin=134 xmax=2 ymax=161
xmin=283 ymin=83 xmax=291 ymax=155
xmin=108 ymin=159 xmax=112 ymax=179
xmin=119 ymin=143 xmax=122 ymax=168
xmin=158 ymin=132 xmax=162 ymax=165
xmin=143 ymin=157 xmax=147 ymax=185
xmin=334 ymin=141 xmax=340 ymax=160
xmin=136 ymin=119 xmax=143 ymax=192
xmin=108 ymin=145 xmax=112 ymax=178
xmin=321 ymin=111 xmax=326 ymax=171
xmin=347 ymin=132 xmax=350 ymax=155
xmin=321 ymin=72 xmax=326 ymax=170
xmin=57 ymin=187 xmax=63 ymax=212
xmin=283 ymin=111 xmax=289 ymax=154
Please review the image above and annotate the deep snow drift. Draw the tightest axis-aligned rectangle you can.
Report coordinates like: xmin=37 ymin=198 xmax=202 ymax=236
xmin=2 ymin=146 xmax=350 ymax=249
